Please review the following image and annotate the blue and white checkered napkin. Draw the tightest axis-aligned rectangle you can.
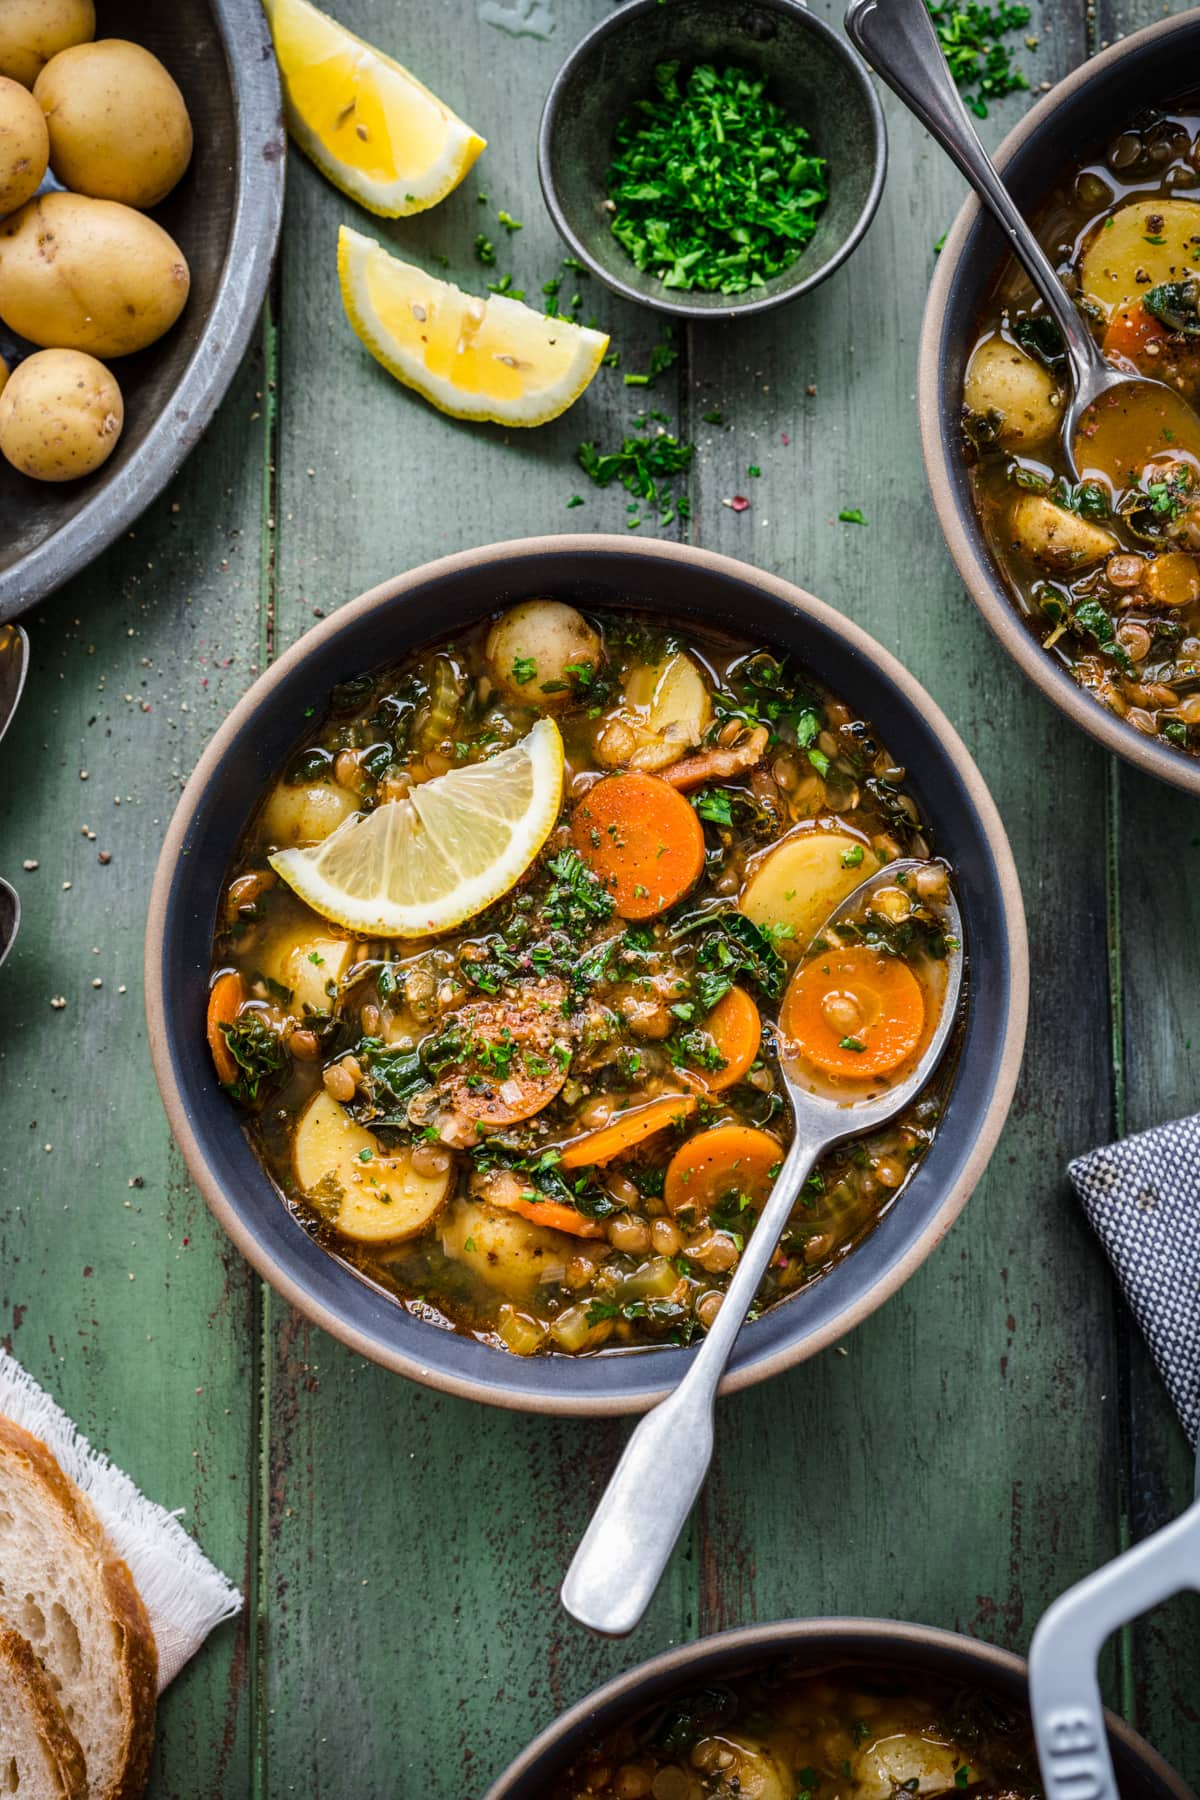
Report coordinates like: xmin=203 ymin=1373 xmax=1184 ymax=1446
xmin=1070 ymin=1114 xmax=1200 ymax=1449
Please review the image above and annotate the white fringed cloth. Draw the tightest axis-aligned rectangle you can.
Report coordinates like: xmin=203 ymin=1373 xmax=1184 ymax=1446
xmin=0 ymin=1349 xmax=242 ymax=1688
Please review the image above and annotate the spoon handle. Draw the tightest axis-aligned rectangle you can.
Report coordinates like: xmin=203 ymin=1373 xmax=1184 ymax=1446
xmin=560 ymin=1129 xmax=823 ymax=1637
xmin=845 ymin=0 xmax=1101 ymax=385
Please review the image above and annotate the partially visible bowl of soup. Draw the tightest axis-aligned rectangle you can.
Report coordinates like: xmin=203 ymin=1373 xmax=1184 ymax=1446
xmin=922 ymin=11 xmax=1200 ymax=794
xmin=147 ymin=537 xmax=1026 ymax=1413
xmin=482 ymin=1620 xmax=1190 ymax=1800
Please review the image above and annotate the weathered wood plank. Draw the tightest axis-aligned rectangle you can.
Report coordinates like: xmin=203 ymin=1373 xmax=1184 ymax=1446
xmin=686 ymin=0 xmax=1131 ymax=1662
xmin=0 ymin=340 xmax=268 ymax=1794
xmin=264 ymin=4 xmax=692 ymax=1791
xmin=1090 ymin=0 xmax=1200 ymax=1773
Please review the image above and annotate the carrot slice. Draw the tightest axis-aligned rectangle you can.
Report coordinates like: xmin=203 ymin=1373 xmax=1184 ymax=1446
xmin=663 ymin=1125 xmax=783 ymax=1218
xmin=571 ymin=771 xmax=705 ymax=920
xmin=1102 ymin=300 xmax=1170 ymax=369
xmin=699 ymin=986 xmax=761 ymax=1093
xmin=780 ymin=945 xmax=924 ymax=1079
xmin=206 ymin=970 xmax=245 ymax=1087
xmin=491 ymin=1192 xmax=606 ymax=1239
xmin=559 ymin=1094 xmax=698 ymax=1169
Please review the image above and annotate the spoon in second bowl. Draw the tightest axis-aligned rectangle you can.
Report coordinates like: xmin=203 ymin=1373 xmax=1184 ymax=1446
xmin=845 ymin=0 xmax=1200 ymax=491
xmin=560 ymin=858 xmax=965 ymax=1638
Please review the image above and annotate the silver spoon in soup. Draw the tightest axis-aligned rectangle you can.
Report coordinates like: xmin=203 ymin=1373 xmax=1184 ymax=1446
xmin=560 ymin=858 xmax=965 ymax=1638
xmin=846 ymin=0 xmax=1200 ymax=492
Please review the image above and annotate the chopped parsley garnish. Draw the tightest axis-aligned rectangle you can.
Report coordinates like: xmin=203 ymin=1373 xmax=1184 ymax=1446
xmin=577 ymin=428 xmax=694 ymax=522
xmin=841 ymin=844 xmax=865 ymax=868
xmin=838 ymin=507 xmax=868 ymax=525
xmin=473 ymin=233 xmax=496 ymax=265
xmin=925 ymin=1 xmax=1032 ymax=117
xmin=497 ymin=209 xmax=523 ymax=232
xmin=839 ymin=1035 xmax=867 ymax=1053
xmin=605 ymin=61 xmax=828 ymax=295
xmin=511 ymin=655 xmax=537 ymax=686
xmin=542 ymin=849 xmax=615 ymax=933
xmin=694 ymin=788 xmax=735 ymax=828
xmin=623 ymin=334 xmax=679 ymax=388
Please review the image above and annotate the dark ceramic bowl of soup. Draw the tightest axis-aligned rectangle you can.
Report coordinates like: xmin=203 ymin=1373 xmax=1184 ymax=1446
xmin=146 ymin=537 xmax=1026 ymax=1414
xmin=921 ymin=12 xmax=1200 ymax=795
xmin=481 ymin=1619 xmax=1190 ymax=1799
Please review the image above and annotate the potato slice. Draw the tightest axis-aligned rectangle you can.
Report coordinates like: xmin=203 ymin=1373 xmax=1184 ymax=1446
xmin=1080 ymin=198 xmax=1200 ymax=319
xmin=1007 ymin=493 xmax=1116 ymax=571
xmin=440 ymin=1197 xmax=580 ymax=1298
xmin=740 ymin=830 xmax=880 ymax=960
xmin=852 ymin=1730 xmax=963 ymax=1800
xmin=257 ymin=927 xmax=353 ymax=1015
xmin=595 ymin=650 xmax=712 ymax=772
xmin=963 ymin=332 xmax=1062 ymax=449
xmin=293 ymin=1091 xmax=451 ymax=1243
xmin=260 ymin=779 xmax=358 ymax=848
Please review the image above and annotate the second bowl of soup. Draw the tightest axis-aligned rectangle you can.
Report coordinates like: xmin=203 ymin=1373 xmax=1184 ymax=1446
xmin=147 ymin=537 xmax=1026 ymax=1413
xmin=922 ymin=10 xmax=1200 ymax=793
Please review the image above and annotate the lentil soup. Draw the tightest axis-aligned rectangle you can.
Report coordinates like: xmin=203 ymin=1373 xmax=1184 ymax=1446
xmin=544 ymin=1660 xmax=1039 ymax=1800
xmin=963 ymin=102 xmax=1200 ymax=756
xmin=205 ymin=600 xmax=958 ymax=1357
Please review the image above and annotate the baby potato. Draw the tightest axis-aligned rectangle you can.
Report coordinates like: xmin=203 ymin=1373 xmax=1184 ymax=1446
xmin=963 ymin=332 xmax=1063 ymax=450
xmin=441 ymin=1198 xmax=570 ymax=1299
xmin=486 ymin=599 xmax=602 ymax=708
xmin=0 ymin=191 xmax=190 ymax=356
xmin=0 ymin=347 xmax=122 ymax=481
xmin=260 ymin=780 xmax=358 ymax=848
xmin=0 ymin=0 xmax=94 ymax=89
xmin=740 ymin=829 xmax=881 ymax=961
xmin=593 ymin=649 xmax=712 ymax=771
xmin=1080 ymin=197 xmax=1200 ymax=319
xmin=1007 ymin=492 xmax=1117 ymax=571
xmin=35 ymin=39 xmax=193 ymax=209
xmin=0 ymin=75 xmax=48 ymax=214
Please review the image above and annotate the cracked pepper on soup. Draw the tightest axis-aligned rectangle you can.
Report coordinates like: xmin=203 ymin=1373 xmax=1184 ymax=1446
xmin=963 ymin=103 xmax=1200 ymax=757
xmin=545 ymin=1660 xmax=1040 ymax=1800
xmin=205 ymin=600 xmax=957 ymax=1355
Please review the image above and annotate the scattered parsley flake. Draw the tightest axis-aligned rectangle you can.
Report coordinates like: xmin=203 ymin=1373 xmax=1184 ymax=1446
xmin=838 ymin=507 xmax=868 ymax=525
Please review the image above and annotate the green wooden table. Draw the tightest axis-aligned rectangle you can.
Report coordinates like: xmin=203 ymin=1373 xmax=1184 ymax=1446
xmin=1 ymin=1 xmax=1198 ymax=1792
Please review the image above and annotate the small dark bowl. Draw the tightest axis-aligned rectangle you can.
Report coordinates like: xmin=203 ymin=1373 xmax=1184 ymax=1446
xmin=0 ymin=0 xmax=285 ymax=624
xmin=921 ymin=12 xmax=1200 ymax=797
xmin=538 ymin=0 xmax=886 ymax=321
xmin=146 ymin=537 xmax=1026 ymax=1416
xmin=482 ymin=1619 xmax=1191 ymax=1799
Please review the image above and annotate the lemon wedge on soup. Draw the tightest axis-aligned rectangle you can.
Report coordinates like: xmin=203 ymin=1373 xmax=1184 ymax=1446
xmin=269 ymin=717 xmax=564 ymax=937
xmin=338 ymin=227 xmax=610 ymax=426
xmin=264 ymin=0 xmax=485 ymax=216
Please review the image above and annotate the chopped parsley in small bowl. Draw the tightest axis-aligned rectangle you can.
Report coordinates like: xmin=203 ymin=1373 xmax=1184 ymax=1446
xmin=538 ymin=0 xmax=886 ymax=319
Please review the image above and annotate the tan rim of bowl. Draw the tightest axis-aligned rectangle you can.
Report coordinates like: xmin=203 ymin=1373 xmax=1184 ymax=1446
xmin=481 ymin=1617 xmax=1194 ymax=1800
xmin=145 ymin=535 xmax=1028 ymax=1413
xmin=919 ymin=11 xmax=1200 ymax=797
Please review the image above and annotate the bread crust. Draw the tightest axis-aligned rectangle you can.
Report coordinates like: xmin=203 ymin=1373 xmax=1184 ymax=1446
xmin=0 ymin=1626 xmax=89 ymax=1800
xmin=0 ymin=1417 xmax=158 ymax=1800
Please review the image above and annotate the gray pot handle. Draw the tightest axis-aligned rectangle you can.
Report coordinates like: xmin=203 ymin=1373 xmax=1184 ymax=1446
xmin=1028 ymin=1494 xmax=1200 ymax=1800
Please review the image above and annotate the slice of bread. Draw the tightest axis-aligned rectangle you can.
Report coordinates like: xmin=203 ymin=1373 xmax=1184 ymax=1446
xmin=0 ymin=1418 xmax=157 ymax=1800
xmin=0 ymin=1627 xmax=88 ymax=1799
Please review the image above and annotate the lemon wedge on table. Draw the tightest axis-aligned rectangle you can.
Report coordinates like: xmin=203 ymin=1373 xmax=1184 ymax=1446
xmin=269 ymin=717 xmax=564 ymax=937
xmin=263 ymin=0 xmax=485 ymax=216
xmin=338 ymin=227 xmax=610 ymax=426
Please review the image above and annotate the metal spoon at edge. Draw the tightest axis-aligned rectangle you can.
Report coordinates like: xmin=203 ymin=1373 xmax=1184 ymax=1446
xmin=0 ymin=624 xmax=29 ymax=973
xmin=560 ymin=859 xmax=964 ymax=1637
xmin=845 ymin=0 xmax=1200 ymax=488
